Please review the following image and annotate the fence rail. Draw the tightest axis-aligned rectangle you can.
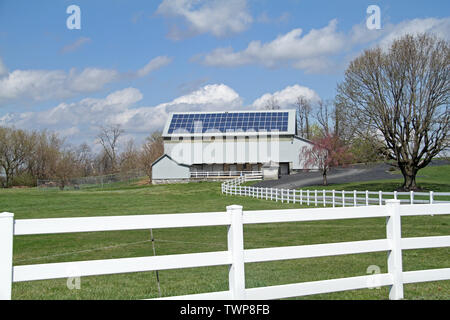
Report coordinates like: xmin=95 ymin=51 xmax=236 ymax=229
xmin=190 ymin=170 xmax=261 ymax=178
xmin=1 ymin=201 xmax=449 ymax=300
xmin=221 ymin=174 xmax=450 ymax=206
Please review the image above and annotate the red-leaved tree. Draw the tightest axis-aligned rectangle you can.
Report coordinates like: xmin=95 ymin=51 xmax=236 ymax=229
xmin=301 ymin=133 xmax=353 ymax=185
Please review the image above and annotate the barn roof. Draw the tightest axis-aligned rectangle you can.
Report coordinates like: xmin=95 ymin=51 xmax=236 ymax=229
xmin=162 ymin=109 xmax=297 ymax=138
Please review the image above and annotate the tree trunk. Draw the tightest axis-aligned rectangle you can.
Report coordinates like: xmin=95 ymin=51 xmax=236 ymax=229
xmin=305 ymin=116 xmax=310 ymax=140
xmin=399 ymin=164 xmax=418 ymax=191
xmin=402 ymin=173 xmax=418 ymax=191
xmin=4 ymin=168 xmax=11 ymax=188
xmin=322 ymin=171 xmax=328 ymax=186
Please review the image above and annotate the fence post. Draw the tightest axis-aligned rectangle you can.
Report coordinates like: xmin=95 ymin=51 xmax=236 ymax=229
xmin=353 ymin=190 xmax=357 ymax=207
xmin=342 ymin=190 xmax=345 ymax=207
xmin=332 ymin=190 xmax=335 ymax=207
xmin=227 ymin=205 xmax=246 ymax=300
xmin=429 ymin=191 xmax=434 ymax=204
xmin=307 ymin=190 xmax=310 ymax=206
xmin=323 ymin=190 xmax=326 ymax=207
xmin=314 ymin=190 xmax=318 ymax=206
xmin=365 ymin=190 xmax=369 ymax=206
xmin=385 ymin=200 xmax=404 ymax=300
xmin=410 ymin=191 xmax=414 ymax=205
xmin=379 ymin=191 xmax=383 ymax=206
xmin=0 ymin=212 xmax=14 ymax=300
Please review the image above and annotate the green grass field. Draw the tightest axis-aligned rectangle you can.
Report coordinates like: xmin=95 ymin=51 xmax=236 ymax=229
xmin=1 ymin=165 xmax=449 ymax=300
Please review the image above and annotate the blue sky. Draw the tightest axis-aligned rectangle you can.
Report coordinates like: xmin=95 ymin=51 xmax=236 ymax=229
xmin=0 ymin=0 xmax=449 ymax=147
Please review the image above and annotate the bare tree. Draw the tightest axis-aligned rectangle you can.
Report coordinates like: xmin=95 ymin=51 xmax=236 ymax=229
xmin=141 ymin=131 xmax=164 ymax=182
xmin=120 ymin=138 xmax=141 ymax=172
xmin=27 ymin=130 xmax=64 ymax=181
xmin=53 ymin=149 xmax=78 ymax=190
xmin=96 ymin=124 xmax=124 ymax=173
xmin=315 ymin=100 xmax=334 ymax=135
xmin=74 ymin=143 xmax=94 ymax=176
xmin=336 ymin=33 xmax=449 ymax=190
xmin=264 ymin=96 xmax=281 ymax=110
xmin=296 ymin=96 xmax=312 ymax=139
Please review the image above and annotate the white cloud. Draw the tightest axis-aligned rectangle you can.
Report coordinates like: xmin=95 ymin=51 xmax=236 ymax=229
xmin=57 ymin=126 xmax=80 ymax=137
xmin=0 ymin=56 xmax=171 ymax=106
xmin=156 ymin=0 xmax=253 ymax=39
xmin=257 ymin=12 xmax=290 ymax=24
xmin=252 ymin=85 xmax=320 ymax=110
xmin=0 ymin=84 xmax=243 ymax=142
xmin=136 ymin=56 xmax=172 ymax=77
xmin=198 ymin=17 xmax=450 ymax=73
xmin=123 ymin=84 xmax=243 ymax=132
xmin=60 ymin=37 xmax=91 ymax=53
xmin=0 ymin=83 xmax=320 ymax=146
xmin=350 ymin=17 xmax=450 ymax=47
xmin=0 ymin=68 xmax=119 ymax=103
xmin=199 ymin=19 xmax=345 ymax=72
xmin=375 ymin=17 xmax=450 ymax=48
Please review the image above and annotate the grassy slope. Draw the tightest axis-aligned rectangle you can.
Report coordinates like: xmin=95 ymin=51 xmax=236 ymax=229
xmin=1 ymin=167 xmax=449 ymax=300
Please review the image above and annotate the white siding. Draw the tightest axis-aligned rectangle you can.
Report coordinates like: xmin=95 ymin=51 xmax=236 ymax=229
xmin=164 ymin=135 xmax=315 ymax=170
xmin=152 ymin=156 xmax=190 ymax=180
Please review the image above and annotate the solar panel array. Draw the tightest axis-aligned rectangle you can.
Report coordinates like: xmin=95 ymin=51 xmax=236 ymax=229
xmin=168 ymin=112 xmax=289 ymax=134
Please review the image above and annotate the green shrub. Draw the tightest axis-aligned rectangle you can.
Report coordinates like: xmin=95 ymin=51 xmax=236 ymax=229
xmin=11 ymin=172 xmax=36 ymax=187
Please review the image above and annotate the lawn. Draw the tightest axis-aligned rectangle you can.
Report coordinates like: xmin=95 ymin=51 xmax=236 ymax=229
xmin=1 ymin=167 xmax=449 ymax=300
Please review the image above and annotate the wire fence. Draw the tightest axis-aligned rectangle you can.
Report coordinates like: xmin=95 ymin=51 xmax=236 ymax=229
xmin=37 ymin=169 xmax=148 ymax=190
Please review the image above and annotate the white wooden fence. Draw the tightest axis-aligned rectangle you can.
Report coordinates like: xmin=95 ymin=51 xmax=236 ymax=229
xmin=222 ymin=173 xmax=450 ymax=206
xmin=190 ymin=171 xmax=261 ymax=178
xmin=1 ymin=201 xmax=449 ymax=300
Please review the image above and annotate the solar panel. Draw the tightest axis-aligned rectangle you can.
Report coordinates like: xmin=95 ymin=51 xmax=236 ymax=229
xmin=167 ymin=111 xmax=289 ymax=134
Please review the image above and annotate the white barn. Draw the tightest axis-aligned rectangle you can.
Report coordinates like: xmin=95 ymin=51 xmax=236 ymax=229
xmin=152 ymin=109 xmax=314 ymax=182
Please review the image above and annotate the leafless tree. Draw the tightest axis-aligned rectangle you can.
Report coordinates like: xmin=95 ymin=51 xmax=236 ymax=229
xmin=296 ymin=96 xmax=312 ymax=139
xmin=264 ymin=96 xmax=281 ymax=110
xmin=24 ymin=130 xmax=63 ymax=181
xmin=74 ymin=143 xmax=94 ymax=176
xmin=120 ymin=138 xmax=141 ymax=173
xmin=315 ymin=99 xmax=334 ymax=135
xmin=141 ymin=131 xmax=164 ymax=182
xmin=336 ymin=33 xmax=449 ymax=190
xmin=96 ymin=124 xmax=124 ymax=173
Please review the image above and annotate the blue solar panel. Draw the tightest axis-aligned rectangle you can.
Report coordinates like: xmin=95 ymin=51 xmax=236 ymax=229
xmin=167 ymin=112 xmax=289 ymax=134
